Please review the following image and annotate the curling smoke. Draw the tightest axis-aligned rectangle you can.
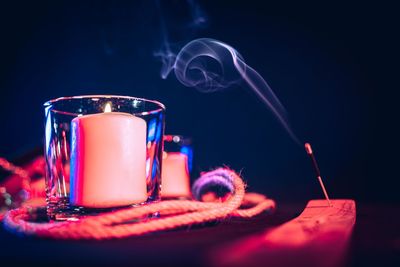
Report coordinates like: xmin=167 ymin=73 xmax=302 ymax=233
xmin=154 ymin=1 xmax=300 ymax=144
xmin=162 ymin=38 xmax=301 ymax=145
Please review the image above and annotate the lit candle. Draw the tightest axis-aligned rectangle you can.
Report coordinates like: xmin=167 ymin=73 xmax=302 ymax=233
xmin=70 ymin=104 xmax=147 ymax=208
xmin=161 ymin=152 xmax=191 ymax=198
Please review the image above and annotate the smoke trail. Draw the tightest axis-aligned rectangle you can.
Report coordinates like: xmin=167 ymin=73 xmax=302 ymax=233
xmin=186 ymin=0 xmax=208 ymax=29
xmin=154 ymin=0 xmax=207 ymax=79
xmin=153 ymin=1 xmax=300 ymax=144
xmin=166 ymin=38 xmax=301 ymax=145
xmin=154 ymin=0 xmax=174 ymax=79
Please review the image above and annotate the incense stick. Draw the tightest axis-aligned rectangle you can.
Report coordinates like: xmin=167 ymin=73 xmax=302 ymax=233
xmin=305 ymin=143 xmax=332 ymax=207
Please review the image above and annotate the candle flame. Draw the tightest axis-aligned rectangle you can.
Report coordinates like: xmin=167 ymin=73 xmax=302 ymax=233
xmin=104 ymin=102 xmax=112 ymax=113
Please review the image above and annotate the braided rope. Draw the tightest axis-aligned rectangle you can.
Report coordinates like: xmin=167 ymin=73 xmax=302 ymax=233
xmin=3 ymin=169 xmax=275 ymax=240
xmin=1 ymin=157 xmax=34 ymax=220
xmin=0 ymin=157 xmax=31 ymax=181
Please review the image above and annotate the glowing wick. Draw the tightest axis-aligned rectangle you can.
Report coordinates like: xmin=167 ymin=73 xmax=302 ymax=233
xmin=305 ymin=143 xmax=332 ymax=207
xmin=104 ymin=102 xmax=112 ymax=113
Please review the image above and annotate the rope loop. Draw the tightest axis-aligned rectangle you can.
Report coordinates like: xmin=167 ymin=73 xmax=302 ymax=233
xmin=3 ymin=168 xmax=275 ymax=240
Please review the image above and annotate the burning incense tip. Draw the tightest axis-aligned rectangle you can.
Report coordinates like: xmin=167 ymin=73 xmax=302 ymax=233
xmin=304 ymin=142 xmax=333 ymax=207
xmin=305 ymin=143 xmax=313 ymax=155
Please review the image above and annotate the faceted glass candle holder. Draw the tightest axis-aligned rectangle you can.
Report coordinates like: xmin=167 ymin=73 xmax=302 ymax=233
xmin=43 ymin=95 xmax=165 ymax=220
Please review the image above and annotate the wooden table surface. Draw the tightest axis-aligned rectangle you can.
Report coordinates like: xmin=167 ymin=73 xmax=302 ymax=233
xmin=1 ymin=201 xmax=399 ymax=267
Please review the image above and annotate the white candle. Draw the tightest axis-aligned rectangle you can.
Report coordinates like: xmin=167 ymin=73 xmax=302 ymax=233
xmin=161 ymin=152 xmax=191 ymax=198
xmin=70 ymin=111 xmax=147 ymax=208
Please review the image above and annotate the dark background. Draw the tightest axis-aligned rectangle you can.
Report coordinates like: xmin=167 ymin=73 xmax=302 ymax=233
xmin=0 ymin=1 xmax=395 ymax=204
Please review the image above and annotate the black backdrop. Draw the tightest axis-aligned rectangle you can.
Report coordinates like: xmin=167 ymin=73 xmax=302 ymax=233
xmin=0 ymin=1 xmax=395 ymax=204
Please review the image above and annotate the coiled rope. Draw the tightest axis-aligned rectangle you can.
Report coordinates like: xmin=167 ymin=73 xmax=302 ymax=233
xmin=1 ymin=157 xmax=275 ymax=240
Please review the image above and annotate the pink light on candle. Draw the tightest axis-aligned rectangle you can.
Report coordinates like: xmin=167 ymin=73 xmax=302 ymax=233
xmin=161 ymin=152 xmax=191 ymax=198
xmin=70 ymin=112 xmax=147 ymax=208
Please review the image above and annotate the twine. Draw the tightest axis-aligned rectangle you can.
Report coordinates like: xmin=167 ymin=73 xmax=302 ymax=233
xmin=1 ymin=157 xmax=275 ymax=240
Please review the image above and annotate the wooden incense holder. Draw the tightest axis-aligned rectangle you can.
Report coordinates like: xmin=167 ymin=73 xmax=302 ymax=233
xmin=213 ymin=199 xmax=356 ymax=267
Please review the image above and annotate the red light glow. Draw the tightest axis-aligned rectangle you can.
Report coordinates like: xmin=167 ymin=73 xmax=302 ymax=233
xmin=212 ymin=199 xmax=356 ymax=267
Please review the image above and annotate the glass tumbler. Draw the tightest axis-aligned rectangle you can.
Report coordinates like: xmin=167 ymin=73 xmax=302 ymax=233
xmin=161 ymin=135 xmax=193 ymax=199
xmin=43 ymin=95 xmax=165 ymax=220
